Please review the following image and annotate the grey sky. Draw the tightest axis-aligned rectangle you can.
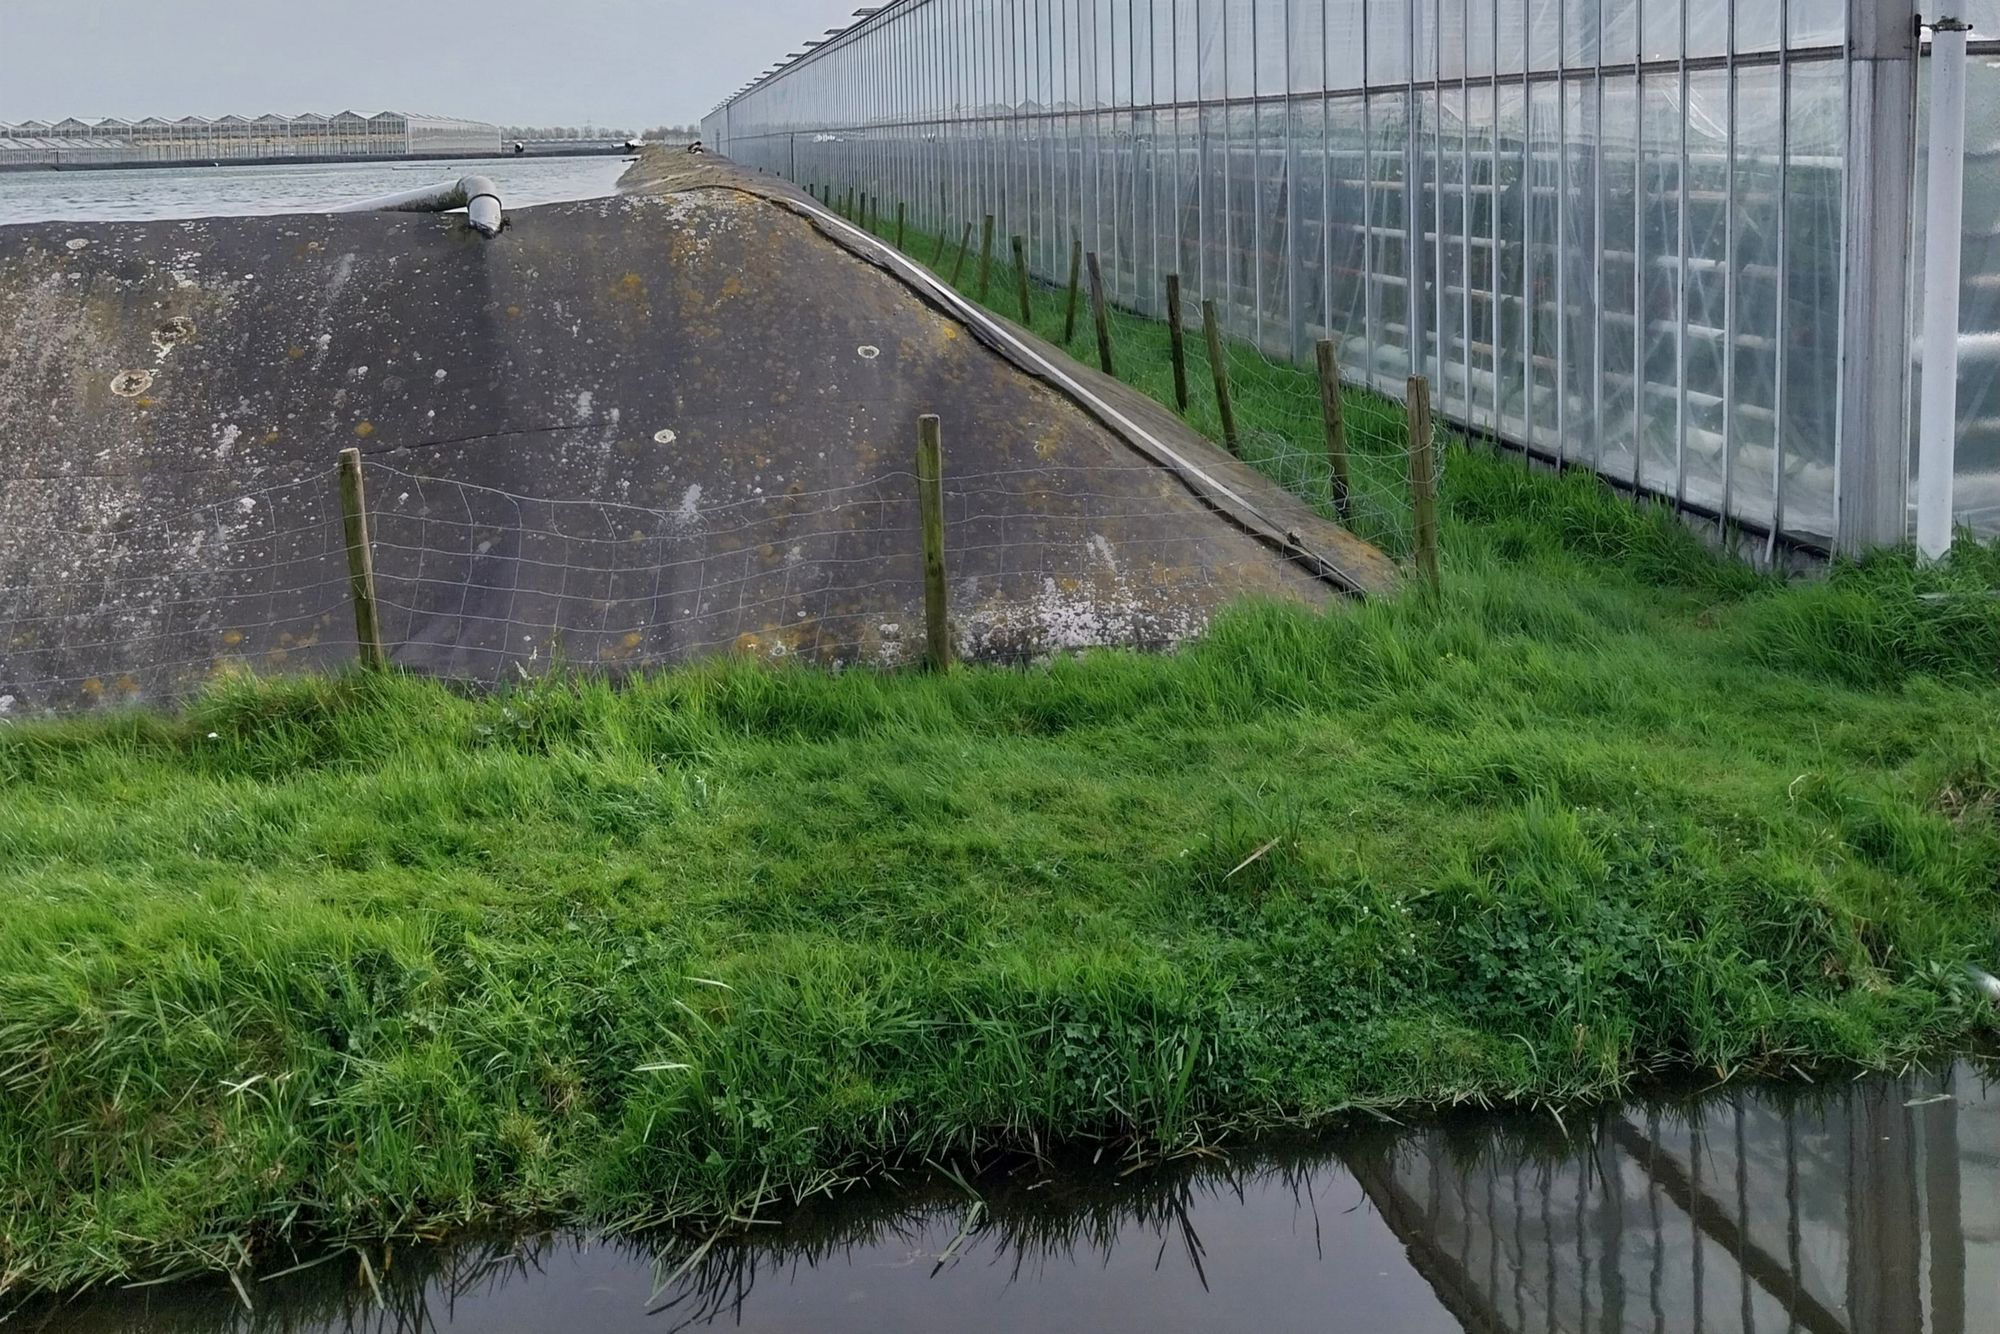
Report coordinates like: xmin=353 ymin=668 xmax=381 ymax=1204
xmin=1 ymin=1 xmax=861 ymax=128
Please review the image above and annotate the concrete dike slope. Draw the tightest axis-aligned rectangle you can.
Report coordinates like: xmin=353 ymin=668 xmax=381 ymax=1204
xmin=0 ymin=151 xmax=1395 ymax=714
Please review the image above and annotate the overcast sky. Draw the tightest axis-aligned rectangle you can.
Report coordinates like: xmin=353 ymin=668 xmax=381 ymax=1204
xmin=0 ymin=1 xmax=863 ymax=128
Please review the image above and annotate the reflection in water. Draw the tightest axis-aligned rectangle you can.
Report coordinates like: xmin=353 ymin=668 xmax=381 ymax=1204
xmin=17 ymin=1064 xmax=1995 ymax=1333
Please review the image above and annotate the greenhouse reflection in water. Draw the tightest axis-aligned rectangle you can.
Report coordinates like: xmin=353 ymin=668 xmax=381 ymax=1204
xmin=23 ymin=1063 xmax=1996 ymax=1333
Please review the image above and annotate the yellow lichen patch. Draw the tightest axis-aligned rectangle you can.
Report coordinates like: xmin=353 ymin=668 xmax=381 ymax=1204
xmin=115 ymin=675 xmax=139 ymax=694
xmin=622 ymin=632 xmax=644 ymax=650
xmin=288 ymin=346 xmax=306 ymax=360
xmin=719 ymin=275 xmax=745 ymax=300
xmin=263 ymin=430 xmax=281 ymax=445
xmin=266 ymin=648 xmax=290 ymax=665
xmin=80 ymin=678 xmax=103 ymax=698
xmin=1034 ymin=429 xmax=1063 ymax=461
xmin=506 ymin=306 xmax=523 ymax=319
xmin=733 ymin=633 xmax=763 ymax=656
xmin=354 ymin=421 xmax=375 ymax=439
xmin=221 ymin=630 xmax=244 ymax=647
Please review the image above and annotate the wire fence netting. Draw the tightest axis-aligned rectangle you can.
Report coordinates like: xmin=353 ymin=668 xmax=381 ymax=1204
xmin=0 ymin=469 xmax=352 ymax=716
xmin=0 ymin=443 xmax=1335 ymax=713
xmin=826 ymin=189 xmax=1449 ymax=565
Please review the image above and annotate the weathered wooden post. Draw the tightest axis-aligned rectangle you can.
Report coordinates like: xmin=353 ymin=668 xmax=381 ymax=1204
xmin=896 ymin=200 xmax=907 ymax=250
xmin=1407 ymin=374 xmax=1440 ymax=590
xmin=1165 ymin=273 xmax=1190 ymax=413
xmin=949 ymin=222 xmax=975 ymax=285
xmin=845 ymin=185 xmax=856 ymax=219
xmin=1201 ymin=299 xmax=1240 ymax=454
xmin=337 ymin=447 xmax=387 ymax=671
xmin=1316 ymin=338 xmax=1354 ymax=525
xmin=916 ymin=415 xmax=951 ymax=672
xmin=1086 ymin=252 xmax=1114 ymax=375
xmin=1011 ymin=235 xmax=1034 ymax=326
xmin=1062 ymin=237 xmax=1083 ymax=345
xmin=977 ymin=214 xmax=996 ymax=302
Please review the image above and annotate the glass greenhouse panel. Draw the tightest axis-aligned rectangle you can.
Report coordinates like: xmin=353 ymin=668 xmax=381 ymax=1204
xmin=707 ymin=0 xmax=2000 ymax=548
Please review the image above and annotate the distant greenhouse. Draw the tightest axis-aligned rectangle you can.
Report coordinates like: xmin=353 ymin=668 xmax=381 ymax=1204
xmin=0 ymin=112 xmax=500 ymax=168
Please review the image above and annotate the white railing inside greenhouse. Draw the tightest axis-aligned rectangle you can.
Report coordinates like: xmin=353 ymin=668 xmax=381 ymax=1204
xmin=705 ymin=0 xmax=2000 ymax=555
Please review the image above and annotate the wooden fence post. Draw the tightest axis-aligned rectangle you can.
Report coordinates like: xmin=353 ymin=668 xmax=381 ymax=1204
xmin=860 ymin=191 xmax=869 ymax=230
xmin=1315 ymin=338 xmax=1354 ymax=525
xmin=1062 ymin=238 xmax=1083 ymax=344
xmin=896 ymin=200 xmax=907 ymax=250
xmin=337 ymin=447 xmax=387 ymax=671
xmin=977 ymin=214 xmax=996 ymax=302
xmin=1165 ymin=274 xmax=1190 ymax=413
xmin=845 ymin=186 xmax=856 ymax=219
xmin=1086 ymin=252 xmax=1114 ymax=375
xmin=1011 ymin=235 xmax=1034 ymax=326
xmin=949 ymin=222 xmax=975 ymax=285
xmin=916 ymin=415 xmax=951 ymax=672
xmin=1201 ymin=299 xmax=1240 ymax=454
xmin=1407 ymin=374 xmax=1440 ymax=590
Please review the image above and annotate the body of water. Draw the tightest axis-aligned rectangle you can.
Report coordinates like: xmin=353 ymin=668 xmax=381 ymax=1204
xmin=0 ymin=156 xmax=633 ymax=226
xmin=15 ymin=1063 xmax=1996 ymax=1333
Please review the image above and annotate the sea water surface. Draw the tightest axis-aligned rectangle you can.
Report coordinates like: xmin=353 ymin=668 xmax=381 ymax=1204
xmin=15 ymin=1063 xmax=1997 ymax=1333
xmin=0 ymin=156 xmax=632 ymax=227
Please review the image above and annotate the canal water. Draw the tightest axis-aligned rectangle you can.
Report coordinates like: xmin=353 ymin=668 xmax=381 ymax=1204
xmin=13 ymin=1062 xmax=1994 ymax=1333
xmin=0 ymin=155 xmax=632 ymax=226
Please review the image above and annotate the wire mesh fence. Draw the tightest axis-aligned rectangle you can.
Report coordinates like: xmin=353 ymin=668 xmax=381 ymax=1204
xmin=823 ymin=188 xmax=1449 ymax=568
xmin=0 ymin=439 xmax=1343 ymax=714
xmin=363 ymin=453 xmax=1328 ymax=682
xmin=0 ymin=469 xmax=352 ymax=716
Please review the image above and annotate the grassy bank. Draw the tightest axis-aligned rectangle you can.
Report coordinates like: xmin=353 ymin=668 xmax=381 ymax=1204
xmin=5 ymin=212 xmax=2000 ymax=1299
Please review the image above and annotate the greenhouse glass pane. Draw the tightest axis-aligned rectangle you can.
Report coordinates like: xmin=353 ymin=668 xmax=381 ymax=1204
xmin=1256 ymin=0 xmax=1289 ymax=96
xmin=1496 ymin=0 xmax=1526 ymax=76
xmin=1469 ymin=0 xmax=1496 ymax=79
xmin=1291 ymin=0 xmax=1326 ymax=92
xmin=1599 ymin=74 xmax=1641 ymax=486
xmin=1603 ymin=0 xmax=1638 ymax=64
xmin=1563 ymin=0 xmax=1598 ymax=68
xmin=1528 ymin=0 xmax=1562 ymax=72
xmin=1439 ymin=0 xmax=1465 ymax=82
xmin=1495 ymin=83 xmax=1528 ymax=438
xmin=1328 ymin=94 xmax=1373 ymax=373
xmin=1638 ymin=72 xmax=1681 ymax=493
xmin=1370 ymin=0 xmax=1412 ymax=84
xmin=1779 ymin=58 xmax=1843 ymax=543
xmin=1682 ymin=68 xmax=1731 ymax=512
xmin=1528 ymin=79 xmax=1562 ymax=450
xmin=1369 ymin=90 xmax=1413 ymax=379
xmin=1787 ymin=0 xmax=1843 ymax=50
xmin=1328 ymin=0 xmax=1366 ymax=89
xmin=1291 ymin=98 xmax=1329 ymax=353
xmin=1562 ymin=76 xmax=1599 ymax=464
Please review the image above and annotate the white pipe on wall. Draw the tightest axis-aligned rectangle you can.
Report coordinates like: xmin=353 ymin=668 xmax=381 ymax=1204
xmin=1917 ymin=17 xmax=1970 ymax=561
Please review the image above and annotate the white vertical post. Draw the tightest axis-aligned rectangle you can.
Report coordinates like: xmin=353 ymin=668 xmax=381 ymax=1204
xmin=1836 ymin=0 xmax=1920 ymax=556
xmin=1917 ymin=18 xmax=1970 ymax=561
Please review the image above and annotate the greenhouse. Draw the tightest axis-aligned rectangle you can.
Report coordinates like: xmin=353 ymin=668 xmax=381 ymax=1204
xmin=0 ymin=112 xmax=500 ymax=169
xmin=706 ymin=0 xmax=2000 ymax=552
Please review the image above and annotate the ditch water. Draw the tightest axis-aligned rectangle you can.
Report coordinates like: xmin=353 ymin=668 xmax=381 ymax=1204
xmin=17 ymin=1063 xmax=1995 ymax=1333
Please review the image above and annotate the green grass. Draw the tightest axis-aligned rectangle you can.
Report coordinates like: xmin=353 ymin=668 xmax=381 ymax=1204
xmin=3 ymin=202 xmax=2000 ymax=1300
xmin=849 ymin=199 xmax=1426 ymax=554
